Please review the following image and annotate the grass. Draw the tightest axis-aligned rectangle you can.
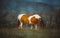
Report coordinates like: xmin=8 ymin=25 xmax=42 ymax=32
xmin=0 ymin=28 xmax=60 ymax=38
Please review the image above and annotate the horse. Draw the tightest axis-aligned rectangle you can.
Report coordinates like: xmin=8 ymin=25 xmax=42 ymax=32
xmin=17 ymin=14 xmax=45 ymax=30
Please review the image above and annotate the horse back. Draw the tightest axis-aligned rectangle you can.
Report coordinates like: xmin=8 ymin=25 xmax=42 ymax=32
xmin=21 ymin=14 xmax=31 ymax=24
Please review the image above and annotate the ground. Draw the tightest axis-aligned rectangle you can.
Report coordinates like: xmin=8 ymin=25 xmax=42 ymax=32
xmin=0 ymin=28 xmax=60 ymax=38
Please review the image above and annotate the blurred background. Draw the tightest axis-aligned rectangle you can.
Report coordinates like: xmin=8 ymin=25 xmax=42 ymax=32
xmin=0 ymin=0 xmax=60 ymax=38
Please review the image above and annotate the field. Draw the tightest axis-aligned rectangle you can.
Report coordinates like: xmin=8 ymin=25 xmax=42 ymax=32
xmin=0 ymin=28 xmax=60 ymax=38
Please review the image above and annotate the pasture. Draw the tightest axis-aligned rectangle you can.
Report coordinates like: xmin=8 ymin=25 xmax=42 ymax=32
xmin=0 ymin=27 xmax=60 ymax=38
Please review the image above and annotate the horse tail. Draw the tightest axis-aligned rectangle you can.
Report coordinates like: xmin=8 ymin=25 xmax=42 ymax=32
xmin=17 ymin=19 xmax=20 ymax=27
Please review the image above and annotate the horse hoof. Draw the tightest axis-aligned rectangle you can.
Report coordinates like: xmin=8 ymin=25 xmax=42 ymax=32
xmin=18 ymin=27 xmax=22 ymax=30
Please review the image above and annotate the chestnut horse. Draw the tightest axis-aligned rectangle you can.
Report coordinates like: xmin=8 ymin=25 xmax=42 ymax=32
xmin=17 ymin=14 xmax=45 ymax=30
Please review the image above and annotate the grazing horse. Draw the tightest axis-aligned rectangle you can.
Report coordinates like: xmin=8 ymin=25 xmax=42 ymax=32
xmin=17 ymin=14 xmax=44 ymax=30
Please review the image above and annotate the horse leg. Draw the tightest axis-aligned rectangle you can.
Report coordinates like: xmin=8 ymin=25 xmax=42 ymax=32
xmin=35 ymin=24 xmax=37 ymax=30
xmin=18 ymin=22 xmax=23 ymax=29
xmin=31 ymin=25 xmax=33 ymax=30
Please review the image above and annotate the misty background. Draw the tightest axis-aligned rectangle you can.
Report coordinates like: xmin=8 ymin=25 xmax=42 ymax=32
xmin=0 ymin=0 xmax=60 ymax=29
